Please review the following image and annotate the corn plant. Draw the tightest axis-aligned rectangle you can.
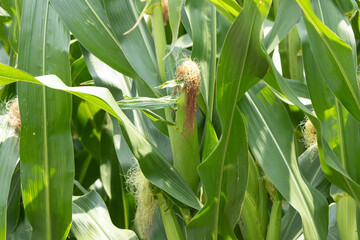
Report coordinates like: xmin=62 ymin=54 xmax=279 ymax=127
xmin=0 ymin=0 xmax=360 ymax=239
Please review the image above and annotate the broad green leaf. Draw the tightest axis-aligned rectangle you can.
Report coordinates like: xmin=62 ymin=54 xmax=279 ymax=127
xmin=187 ymin=0 xmax=270 ymax=238
xmin=264 ymin=0 xmax=302 ymax=53
xmin=49 ymin=0 xmax=136 ymax=78
xmin=264 ymin=58 xmax=360 ymax=207
xmin=239 ymin=83 xmax=328 ymax=240
xmin=17 ymin=1 xmax=74 ymax=239
xmin=295 ymin=0 xmax=360 ymax=122
xmin=104 ymin=0 xmax=160 ymax=91
xmin=298 ymin=18 xmax=360 ymax=207
xmin=71 ymin=190 xmax=138 ymax=240
xmin=298 ymin=0 xmax=360 ymax=182
xmin=0 ymin=64 xmax=202 ymax=211
xmin=208 ymin=0 xmax=241 ymax=22
xmin=216 ymin=11 xmax=231 ymax=56
xmin=186 ymin=0 xmax=217 ymax=118
xmin=0 ymin=115 xmax=19 ymax=240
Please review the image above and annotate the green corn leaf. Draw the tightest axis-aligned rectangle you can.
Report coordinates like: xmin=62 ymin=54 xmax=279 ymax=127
xmin=296 ymin=0 xmax=360 ymax=122
xmin=186 ymin=0 xmax=217 ymax=118
xmin=50 ymin=0 xmax=136 ymax=78
xmin=239 ymin=83 xmax=329 ymax=240
xmin=187 ymin=0 xmax=270 ymax=238
xmin=71 ymin=190 xmax=138 ymax=240
xmin=281 ymin=145 xmax=330 ymax=240
xmin=81 ymin=47 xmax=172 ymax=163
xmin=168 ymin=0 xmax=184 ymax=55
xmin=264 ymin=0 xmax=302 ymax=53
xmin=104 ymin=0 xmax=161 ymax=92
xmin=17 ymin=1 xmax=74 ymax=239
xmin=0 ymin=64 xmax=202 ymax=211
xmin=264 ymin=58 xmax=360 ymax=208
xmin=298 ymin=12 xmax=360 ymax=207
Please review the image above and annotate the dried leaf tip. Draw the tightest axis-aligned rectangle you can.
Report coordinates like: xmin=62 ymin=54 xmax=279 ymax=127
xmin=301 ymin=117 xmax=317 ymax=148
xmin=126 ymin=165 xmax=155 ymax=239
xmin=7 ymin=98 xmax=21 ymax=132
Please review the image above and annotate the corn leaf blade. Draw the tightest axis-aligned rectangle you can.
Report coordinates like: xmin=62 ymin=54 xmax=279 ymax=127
xmin=0 ymin=64 xmax=202 ymax=211
xmin=187 ymin=0 xmax=270 ymax=238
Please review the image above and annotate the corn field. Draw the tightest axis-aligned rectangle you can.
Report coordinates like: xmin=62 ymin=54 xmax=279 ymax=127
xmin=0 ymin=0 xmax=360 ymax=239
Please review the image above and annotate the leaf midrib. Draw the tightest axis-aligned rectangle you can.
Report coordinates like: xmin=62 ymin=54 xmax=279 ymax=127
xmin=42 ymin=1 xmax=51 ymax=239
xmin=214 ymin=4 xmax=256 ymax=233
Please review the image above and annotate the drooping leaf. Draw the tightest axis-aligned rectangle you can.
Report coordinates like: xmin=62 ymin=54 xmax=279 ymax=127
xmin=104 ymin=0 xmax=160 ymax=91
xmin=297 ymin=12 xmax=360 ymax=207
xmin=296 ymin=0 xmax=360 ymax=122
xmin=50 ymin=0 xmax=136 ymax=78
xmin=0 ymin=64 xmax=202 ymax=211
